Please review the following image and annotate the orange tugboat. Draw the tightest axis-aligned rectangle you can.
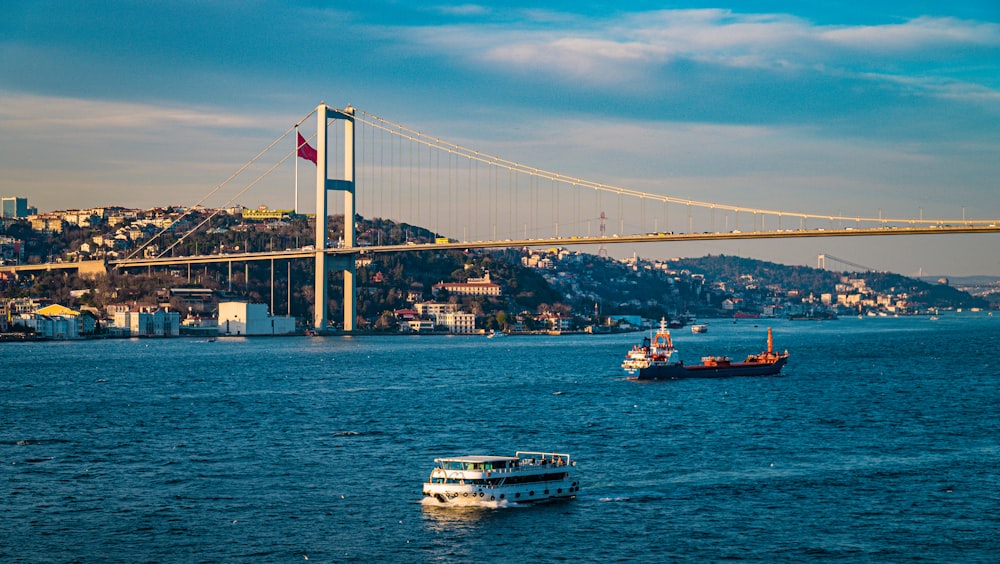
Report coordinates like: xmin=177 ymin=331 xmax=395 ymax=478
xmin=622 ymin=319 xmax=789 ymax=380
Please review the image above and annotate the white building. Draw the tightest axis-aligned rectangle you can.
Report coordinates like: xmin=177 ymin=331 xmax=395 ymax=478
xmin=218 ymin=302 xmax=295 ymax=336
xmin=432 ymin=272 xmax=501 ymax=297
xmin=414 ymin=301 xmax=460 ymax=320
xmin=440 ymin=311 xmax=476 ymax=334
xmin=15 ymin=313 xmax=80 ymax=339
xmin=402 ymin=319 xmax=435 ymax=333
xmin=539 ymin=313 xmax=573 ymax=331
xmin=113 ymin=308 xmax=181 ymax=337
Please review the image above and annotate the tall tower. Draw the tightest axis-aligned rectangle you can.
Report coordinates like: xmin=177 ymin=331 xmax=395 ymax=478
xmin=313 ymin=104 xmax=357 ymax=332
xmin=1 ymin=197 xmax=29 ymax=218
xmin=598 ymin=211 xmax=608 ymax=258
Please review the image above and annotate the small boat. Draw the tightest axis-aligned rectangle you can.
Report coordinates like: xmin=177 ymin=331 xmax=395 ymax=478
xmin=422 ymin=451 xmax=579 ymax=506
xmin=486 ymin=330 xmax=505 ymax=338
xmin=691 ymin=323 xmax=708 ymax=334
xmin=622 ymin=319 xmax=789 ymax=380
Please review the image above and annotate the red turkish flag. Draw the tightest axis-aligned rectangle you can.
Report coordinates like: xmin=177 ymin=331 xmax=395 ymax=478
xmin=297 ymin=132 xmax=317 ymax=164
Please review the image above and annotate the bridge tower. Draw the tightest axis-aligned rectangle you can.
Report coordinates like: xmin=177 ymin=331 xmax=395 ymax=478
xmin=314 ymin=103 xmax=357 ymax=332
xmin=598 ymin=211 xmax=608 ymax=258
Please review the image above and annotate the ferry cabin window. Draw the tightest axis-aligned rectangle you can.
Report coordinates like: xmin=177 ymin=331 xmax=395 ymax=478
xmin=440 ymin=460 xmax=509 ymax=471
xmin=502 ymin=472 xmax=568 ymax=485
xmin=465 ymin=462 xmax=498 ymax=471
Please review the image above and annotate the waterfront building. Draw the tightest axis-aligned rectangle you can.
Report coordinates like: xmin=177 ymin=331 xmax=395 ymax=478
xmin=15 ymin=312 xmax=80 ymax=339
xmin=112 ymin=308 xmax=181 ymax=337
xmin=721 ymin=298 xmax=740 ymax=312
xmin=393 ymin=308 xmax=420 ymax=321
xmin=608 ymin=314 xmax=642 ymax=328
xmin=762 ymin=305 xmax=784 ymax=317
xmin=34 ymin=304 xmax=96 ymax=336
xmin=218 ymin=302 xmax=295 ymax=336
xmin=414 ymin=301 xmax=460 ymax=319
xmin=401 ymin=319 xmax=434 ymax=333
xmin=439 ymin=311 xmax=476 ymax=334
xmin=179 ymin=316 xmax=219 ymax=337
xmin=538 ymin=312 xmax=574 ymax=331
xmin=105 ymin=303 xmax=134 ymax=317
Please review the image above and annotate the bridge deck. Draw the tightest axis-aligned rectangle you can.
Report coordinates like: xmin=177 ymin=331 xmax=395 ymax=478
xmin=4 ymin=224 xmax=994 ymax=274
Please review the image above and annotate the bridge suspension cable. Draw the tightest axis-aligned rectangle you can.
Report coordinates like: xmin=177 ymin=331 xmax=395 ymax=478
xmin=121 ymin=103 xmax=998 ymax=267
xmin=354 ymin=108 xmax=992 ymax=227
xmin=125 ymin=108 xmax=320 ymax=261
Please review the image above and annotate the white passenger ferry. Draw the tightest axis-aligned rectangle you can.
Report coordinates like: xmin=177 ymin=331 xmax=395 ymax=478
xmin=422 ymin=451 xmax=579 ymax=506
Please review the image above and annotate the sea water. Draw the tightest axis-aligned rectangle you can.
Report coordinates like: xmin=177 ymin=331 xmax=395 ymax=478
xmin=2 ymin=314 xmax=998 ymax=562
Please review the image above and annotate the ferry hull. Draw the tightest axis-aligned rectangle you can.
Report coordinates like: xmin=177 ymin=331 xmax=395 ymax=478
xmin=422 ymin=482 xmax=578 ymax=506
xmin=625 ymin=356 xmax=788 ymax=380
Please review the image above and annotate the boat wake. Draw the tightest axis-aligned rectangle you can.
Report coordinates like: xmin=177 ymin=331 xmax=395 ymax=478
xmin=597 ymin=491 xmax=669 ymax=504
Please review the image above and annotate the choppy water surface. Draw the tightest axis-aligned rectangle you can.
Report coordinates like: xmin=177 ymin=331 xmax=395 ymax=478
xmin=3 ymin=315 xmax=998 ymax=561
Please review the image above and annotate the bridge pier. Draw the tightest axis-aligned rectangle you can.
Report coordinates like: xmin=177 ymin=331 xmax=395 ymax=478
xmin=313 ymin=103 xmax=357 ymax=333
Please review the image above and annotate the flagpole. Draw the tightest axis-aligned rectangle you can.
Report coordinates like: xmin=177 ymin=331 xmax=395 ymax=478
xmin=294 ymin=126 xmax=299 ymax=215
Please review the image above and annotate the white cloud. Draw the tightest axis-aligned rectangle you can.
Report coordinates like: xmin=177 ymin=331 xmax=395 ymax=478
xmin=0 ymin=92 xmax=306 ymax=210
xmin=483 ymin=37 xmax=661 ymax=82
xmin=434 ymin=4 xmax=490 ymax=17
xmin=0 ymin=92 xmax=314 ymax=165
xmin=0 ymin=92 xmax=266 ymax=138
xmin=820 ymin=16 xmax=1000 ymax=51
xmin=409 ymin=9 xmax=1000 ymax=83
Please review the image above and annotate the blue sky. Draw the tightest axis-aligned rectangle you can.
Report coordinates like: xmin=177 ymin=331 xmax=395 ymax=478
xmin=2 ymin=1 xmax=999 ymax=276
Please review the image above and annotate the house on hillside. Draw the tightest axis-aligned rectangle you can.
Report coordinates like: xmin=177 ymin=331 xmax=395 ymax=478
xmin=432 ymin=271 xmax=501 ymax=297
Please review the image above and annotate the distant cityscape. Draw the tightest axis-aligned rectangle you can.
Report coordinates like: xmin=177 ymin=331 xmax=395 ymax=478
xmin=2 ymin=196 xmax=997 ymax=341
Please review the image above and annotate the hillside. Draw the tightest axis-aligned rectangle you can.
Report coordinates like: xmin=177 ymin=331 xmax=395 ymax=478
xmin=3 ymin=214 xmax=992 ymax=328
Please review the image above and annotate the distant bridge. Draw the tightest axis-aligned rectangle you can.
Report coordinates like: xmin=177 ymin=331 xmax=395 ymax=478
xmin=5 ymin=103 xmax=998 ymax=331
xmin=818 ymin=253 xmax=876 ymax=272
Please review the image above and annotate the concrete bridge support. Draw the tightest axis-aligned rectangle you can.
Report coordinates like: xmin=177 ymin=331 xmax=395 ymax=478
xmin=313 ymin=104 xmax=357 ymax=332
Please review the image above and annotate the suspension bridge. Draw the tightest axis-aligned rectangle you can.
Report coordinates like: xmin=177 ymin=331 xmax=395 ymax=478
xmin=5 ymin=103 xmax=999 ymax=331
